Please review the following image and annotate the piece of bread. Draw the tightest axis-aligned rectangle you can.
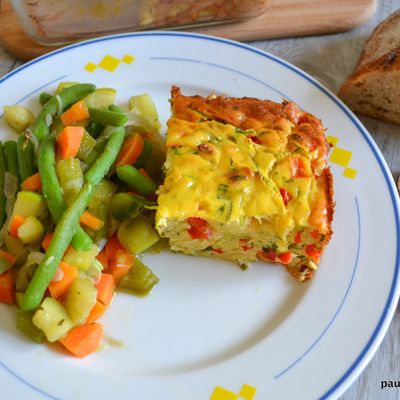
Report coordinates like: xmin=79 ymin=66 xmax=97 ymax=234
xmin=338 ymin=10 xmax=400 ymax=125
xmin=156 ymin=87 xmax=334 ymax=281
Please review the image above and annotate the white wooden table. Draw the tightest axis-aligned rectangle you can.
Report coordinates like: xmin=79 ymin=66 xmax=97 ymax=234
xmin=0 ymin=0 xmax=399 ymax=398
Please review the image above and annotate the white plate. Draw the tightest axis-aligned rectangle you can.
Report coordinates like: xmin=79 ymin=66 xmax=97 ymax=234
xmin=0 ymin=32 xmax=399 ymax=400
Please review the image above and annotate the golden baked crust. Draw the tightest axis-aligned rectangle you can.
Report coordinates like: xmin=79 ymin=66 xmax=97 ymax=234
xmin=156 ymin=87 xmax=334 ymax=281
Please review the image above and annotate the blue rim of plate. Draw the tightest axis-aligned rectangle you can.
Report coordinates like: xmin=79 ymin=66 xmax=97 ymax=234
xmin=0 ymin=31 xmax=399 ymax=399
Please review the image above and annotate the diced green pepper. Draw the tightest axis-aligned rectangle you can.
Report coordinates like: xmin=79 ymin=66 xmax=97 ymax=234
xmin=56 ymin=158 xmax=84 ymax=205
xmin=110 ymin=192 xmax=145 ymax=220
xmin=118 ymin=257 xmax=159 ymax=296
xmin=0 ymin=256 xmax=12 ymax=274
xmin=15 ymin=262 xmax=38 ymax=292
xmin=85 ymin=179 xmax=117 ymax=242
xmin=88 ymin=179 xmax=118 ymax=210
xmin=16 ymin=309 xmax=45 ymax=343
xmin=76 ymin=130 xmax=96 ymax=162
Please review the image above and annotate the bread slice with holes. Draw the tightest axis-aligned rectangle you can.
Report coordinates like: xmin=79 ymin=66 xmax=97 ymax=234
xmin=338 ymin=11 xmax=400 ymax=125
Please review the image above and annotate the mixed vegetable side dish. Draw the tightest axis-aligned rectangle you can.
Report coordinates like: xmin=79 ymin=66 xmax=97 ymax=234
xmin=0 ymin=82 xmax=165 ymax=358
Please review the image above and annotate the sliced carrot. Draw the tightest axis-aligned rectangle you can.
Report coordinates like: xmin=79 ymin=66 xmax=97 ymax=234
xmin=48 ymin=261 xmax=79 ymax=299
xmin=60 ymin=323 xmax=104 ymax=358
xmin=60 ymin=100 xmax=90 ymax=126
xmin=109 ymin=249 xmax=134 ymax=283
xmin=95 ymin=250 xmax=109 ymax=271
xmin=56 ymin=126 xmax=84 ymax=160
xmin=9 ymin=214 xmax=25 ymax=238
xmin=0 ymin=270 xmax=14 ymax=304
xmin=42 ymin=232 xmax=54 ymax=252
xmin=86 ymin=301 xmax=107 ymax=324
xmin=80 ymin=211 xmax=104 ymax=231
xmin=104 ymin=234 xmax=124 ymax=261
xmin=21 ymin=173 xmax=42 ymax=192
xmin=115 ymin=133 xmax=144 ymax=167
xmin=0 ymin=250 xmax=16 ymax=266
xmin=95 ymin=273 xmax=115 ymax=305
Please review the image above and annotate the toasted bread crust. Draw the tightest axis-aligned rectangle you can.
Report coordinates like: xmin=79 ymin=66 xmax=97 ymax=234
xmin=355 ymin=10 xmax=400 ymax=72
xmin=338 ymin=11 xmax=400 ymax=125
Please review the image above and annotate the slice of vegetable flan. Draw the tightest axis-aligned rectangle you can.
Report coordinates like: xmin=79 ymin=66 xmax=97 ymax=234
xmin=156 ymin=87 xmax=334 ymax=281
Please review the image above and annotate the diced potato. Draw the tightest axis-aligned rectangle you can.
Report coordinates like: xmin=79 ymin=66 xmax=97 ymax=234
xmin=56 ymin=81 xmax=79 ymax=94
xmin=63 ymin=244 xmax=99 ymax=271
xmin=32 ymin=297 xmax=74 ymax=342
xmin=17 ymin=216 xmax=45 ymax=244
xmin=83 ymin=88 xmax=117 ymax=109
xmin=3 ymin=105 xmax=35 ymax=133
xmin=16 ymin=309 xmax=45 ymax=343
xmin=13 ymin=191 xmax=47 ymax=218
xmin=56 ymin=159 xmax=84 ymax=205
xmin=118 ymin=217 xmax=160 ymax=254
xmin=65 ymin=278 xmax=97 ymax=325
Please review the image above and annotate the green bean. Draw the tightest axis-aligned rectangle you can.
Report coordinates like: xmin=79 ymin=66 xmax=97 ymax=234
xmin=0 ymin=142 xmax=6 ymax=228
xmin=85 ymin=127 xmax=125 ymax=184
xmin=31 ymin=83 xmax=96 ymax=142
xmin=21 ymin=127 xmax=125 ymax=311
xmin=38 ymin=136 xmax=92 ymax=251
xmin=39 ymin=92 xmax=52 ymax=106
xmin=17 ymin=134 xmax=35 ymax=182
xmin=86 ymin=121 xmax=103 ymax=139
xmin=134 ymin=139 xmax=153 ymax=168
xmin=116 ymin=165 xmax=157 ymax=196
xmin=4 ymin=140 xmax=20 ymax=182
xmin=88 ymin=107 xmax=128 ymax=127
xmin=109 ymin=104 xmax=123 ymax=113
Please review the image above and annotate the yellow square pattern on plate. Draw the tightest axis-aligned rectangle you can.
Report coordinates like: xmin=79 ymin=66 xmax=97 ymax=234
xmin=327 ymin=135 xmax=357 ymax=179
xmin=85 ymin=54 xmax=135 ymax=73
xmin=98 ymin=55 xmax=121 ymax=72
xmin=210 ymin=384 xmax=257 ymax=400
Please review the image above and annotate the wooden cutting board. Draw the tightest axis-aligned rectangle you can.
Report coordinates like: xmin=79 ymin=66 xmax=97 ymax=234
xmin=0 ymin=0 xmax=377 ymax=61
